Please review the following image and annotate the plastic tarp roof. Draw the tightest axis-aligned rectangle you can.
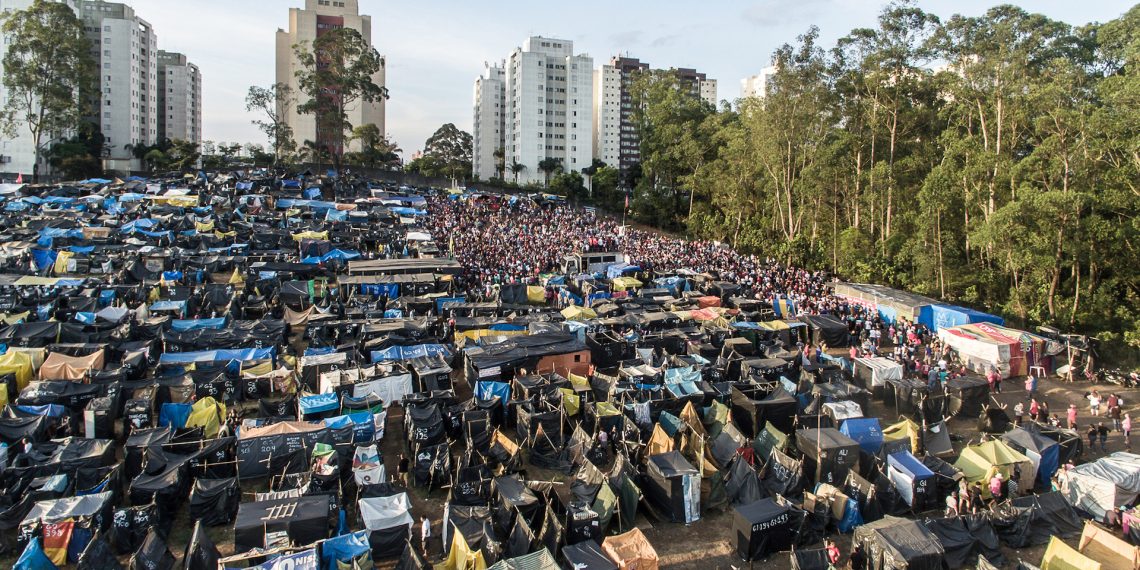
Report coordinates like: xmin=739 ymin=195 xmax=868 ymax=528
xmin=159 ymin=347 xmax=275 ymax=363
xmin=1078 ymin=521 xmax=1140 ymax=570
xmin=840 ymin=418 xmax=883 ymax=454
xmin=919 ymin=304 xmax=1005 ymax=332
xmin=833 ymin=283 xmax=937 ymax=320
xmin=602 ymin=528 xmax=658 ymax=570
xmin=359 ymin=492 xmax=414 ymax=530
xmin=853 ymin=516 xmax=945 ymax=570
xmin=855 ymin=357 xmax=904 ymax=387
xmin=39 ymin=349 xmax=104 ymax=380
xmin=1042 ymin=536 xmax=1101 ymax=570
xmin=955 ymin=440 xmax=1030 ymax=484
xmin=486 ymin=548 xmax=559 ymax=570
xmin=22 ymin=492 xmax=112 ymax=526
xmin=1064 ymin=453 xmax=1140 ymax=520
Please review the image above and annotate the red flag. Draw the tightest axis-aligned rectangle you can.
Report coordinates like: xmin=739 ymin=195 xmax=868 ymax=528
xmin=15 ymin=173 xmax=23 ymax=184
xmin=624 ymin=192 xmax=629 ymax=209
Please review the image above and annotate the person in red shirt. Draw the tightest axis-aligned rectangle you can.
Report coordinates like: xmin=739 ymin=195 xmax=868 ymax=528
xmin=825 ymin=539 xmax=841 ymax=565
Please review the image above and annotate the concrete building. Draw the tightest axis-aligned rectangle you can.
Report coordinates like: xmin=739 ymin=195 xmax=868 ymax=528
xmin=276 ymin=0 xmax=385 ymax=157
xmin=592 ymin=56 xmax=646 ymax=176
xmin=472 ymin=62 xmax=505 ymax=181
xmin=741 ymin=65 xmax=778 ymax=98
xmin=592 ymin=59 xmax=716 ymax=181
xmin=479 ymin=36 xmax=592 ymax=186
xmin=78 ymin=0 xmax=159 ymax=173
xmin=675 ymin=68 xmax=717 ymax=107
xmin=157 ymin=50 xmax=201 ymax=145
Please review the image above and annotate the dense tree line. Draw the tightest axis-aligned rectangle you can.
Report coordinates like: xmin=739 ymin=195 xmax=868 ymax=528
xmin=626 ymin=2 xmax=1140 ymax=349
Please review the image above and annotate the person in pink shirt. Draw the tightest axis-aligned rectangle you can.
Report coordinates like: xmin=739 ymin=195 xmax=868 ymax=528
xmin=1067 ymin=404 xmax=1079 ymax=429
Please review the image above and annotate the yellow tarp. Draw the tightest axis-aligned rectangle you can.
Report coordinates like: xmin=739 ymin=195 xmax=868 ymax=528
xmin=1043 ymin=536 xmax=1102 ymax=570
xmin=560 ymin=388 xmax=580 ymax=416
xmin=53 ymin=250 xmax=75 ymax=275
xmin=568 ymin=373 xmax=591 ymax=391
xmin=612 ymin=276 xmax=643 ymax=291
xmin=0 ymin=350 xmax=35 ymax=392
xmin=646 ymin=424 xmax=674 ymax=457
xmin=561 ymin=305 xmax=597 ymax=321
xmin=13 ymin=276 xmax=64 ymax=286
xmin=436 ymin=527 xmax=487 ymax=570
xmin=954 ymin=439 xmax=1030 ymax=493
xmin=526 ymin=286 xmax=546 ymax=304
xmin=148 ymin=195 xmax=198 ymax=207
xmin=0 ymin=311 xmax=29 ymax=325
xmin=454 ymin=328 xmax=527 ymax=342
xmin=762 ymin=320 xmax=791 ymax=330
xmin=226 ymin=268 xmax=245 ymax=284
xmin=195 ymin=221 xmax=215 ymax=232
xmin=882 ymin=418 xmax=921 ymax=453
xmin=186 ymin=396 xmax=226 ymax=438
xmin=1080 ymin=521 xmax=1140 ymax=570
xmin=679 ymin=401 xmax=708 ymax=439
xmin=292 ymin=230 xmax=328 ymax=241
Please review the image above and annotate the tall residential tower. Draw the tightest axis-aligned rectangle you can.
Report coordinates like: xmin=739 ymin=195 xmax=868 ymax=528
xmin=276 ymin=0 xmax=386 ymax=155
xmin=472 ymin=62 xmax=505 ymax=181
xmin=474 ymin=36 xmax=593 ymax=186
xmin=157 ymin=50 xmax=202 ymax=145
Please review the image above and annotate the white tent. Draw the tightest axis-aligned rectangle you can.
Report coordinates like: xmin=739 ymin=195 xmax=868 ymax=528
xmin=359 ymin=492 xmax=414 ymax=531
xmin=854 ymin=357 xmax=904 ymax=389
xmin=823 ymin=401 xmax=863 ymax=421
xmin=405 ymin=231 xmax=432 ymax=242
xmin=1062 ymin=453 xmax=1140 ymax=520
xmin=352 ymin=373 xmax=413 ymax=409
xmin=353 ymin=444 xmax=385 ymax=486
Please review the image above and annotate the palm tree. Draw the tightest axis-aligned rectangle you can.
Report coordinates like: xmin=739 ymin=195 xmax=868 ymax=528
xmin=509 ymin=161 xmax=526 ymax=185
xmin=538 ymin=157 xmax=561 ymax=188
xmin=493 ymin=147 xmax=505 ymax=180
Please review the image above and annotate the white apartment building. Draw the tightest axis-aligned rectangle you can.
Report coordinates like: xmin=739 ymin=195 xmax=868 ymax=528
xmin=699 ymin=79 xmax=718 ymax=106
xmin=157 ymin=50 xmax=201 ymax=145
xmin=741 ymin=65 xmax=778 ymax=98
xmin=80 ymin=0 xmax=158 ymax=173
xmin=276 ymin=0 xmax=385 ymax=156
xmin=472 ymin=62 xmax=505 ymax=181
xmin=493 ymin=36 xmax=593 ymax=186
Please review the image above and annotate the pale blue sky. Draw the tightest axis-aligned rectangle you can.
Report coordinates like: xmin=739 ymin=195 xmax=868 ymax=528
xmin=128 ymin=0 xmax=1134 ymax=156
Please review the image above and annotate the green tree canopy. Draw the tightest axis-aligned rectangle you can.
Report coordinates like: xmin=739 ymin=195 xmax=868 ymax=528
xmin=0 ymin=0 xmax=96 ymax=182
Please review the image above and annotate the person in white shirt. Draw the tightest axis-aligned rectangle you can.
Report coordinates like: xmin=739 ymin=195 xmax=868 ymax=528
xmin=420 ymin=517 xmax=431 ymax=558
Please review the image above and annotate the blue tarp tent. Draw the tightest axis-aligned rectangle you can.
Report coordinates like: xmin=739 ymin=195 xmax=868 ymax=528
xmin=158 ymin=347 xmax=275 ymax=364
xmin=370 ymin=344 xmax=450 ymax=363
xmin=475 ymin=381 xmax=510 ymax=408
xmin=435 ymin=296 xmax=465 ymax=313
xmin=839 ymin=418 xmax=883 ymax=454
xmin=170 ymin=317 xmax=226 ymax=332
xmin=299 ymin=393 xmax=339 ymax=417
xmin=14 ymin=537 xmax=55 ymax=570
xmin=324 ymin=412 xmax=377 ymax=442
xmin=887 ymin=451 xmax=935 ymax=508
xmin=918 ymin=304 xmax=1005 ymax=332
xmin=321 ymin=531 xmax=371 ymax=569
xmin=159 ymin=402 xmax=192 ymax=429
xmin=1001 ymin=427 xmax=1060 ymax=490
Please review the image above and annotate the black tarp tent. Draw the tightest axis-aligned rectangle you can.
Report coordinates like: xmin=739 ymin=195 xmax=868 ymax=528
xmin=188 ymin=477 xmax=239 ymax=526
xmin=562 ymin=539 xmax=617 ymax=570
xmin=732 ymin=497 xmax=802 ymax=561
xmin=233 ymin=495 xmax=330 ymax=552
xmin=359 ymin=492 xmax=414 ymax=559
xmin=796 ymin=428 xmax=860 ymax=486
xmin=645 ymin=451 xmax=701 ymax=524
xmin=799 ymin=315 xmax=850 ymax=348
xmin=128 ymin=529 xmax=175 ymax=570
xmin=922 ymin=515 xmax=1003 ymax=569
xmin=944 ymin=375 xmax=989 ymax=418
xmin=853 ymin=516 xmax=945 ymax=570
